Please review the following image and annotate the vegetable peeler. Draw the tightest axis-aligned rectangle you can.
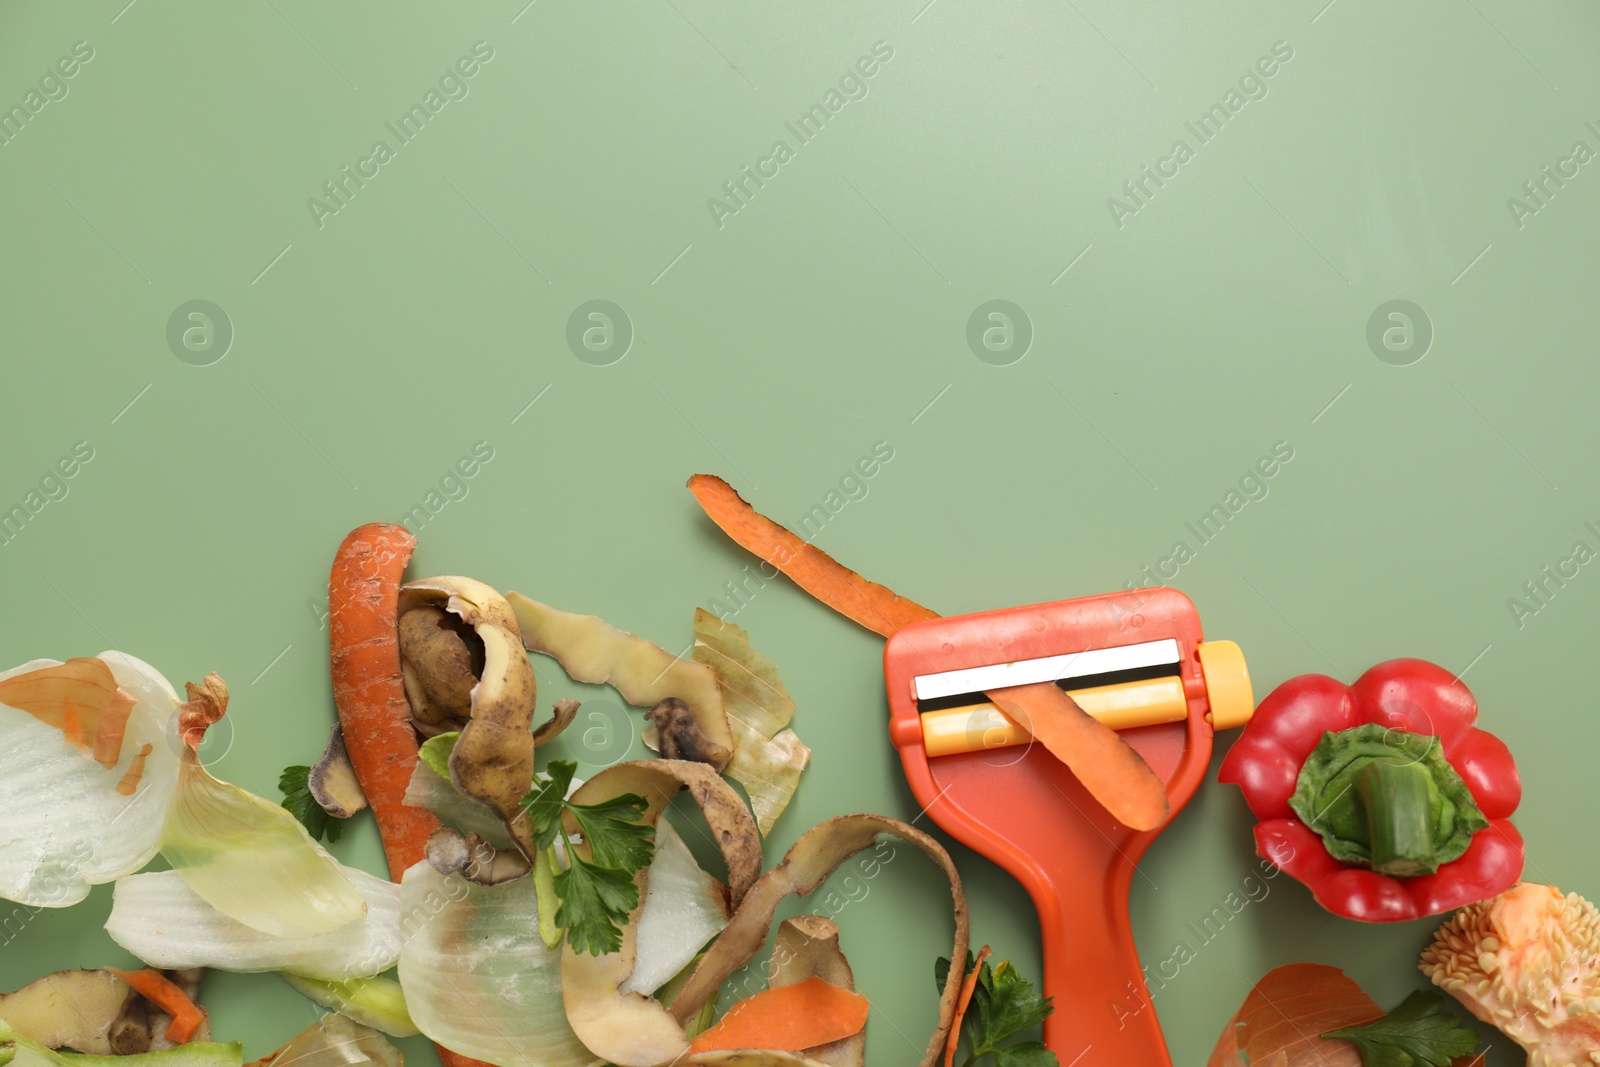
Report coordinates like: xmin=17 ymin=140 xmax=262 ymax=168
xmin=884 ymin=586 xmax=1253 ymax=1065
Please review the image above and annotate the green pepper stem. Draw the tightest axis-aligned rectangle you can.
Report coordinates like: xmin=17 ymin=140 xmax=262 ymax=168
xmin=1354 ymin=758 xmax=1439 ymax=877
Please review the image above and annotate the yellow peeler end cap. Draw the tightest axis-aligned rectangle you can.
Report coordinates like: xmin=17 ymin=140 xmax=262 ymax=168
xmin=1198 ymin=640 xmax=1254 ymax=731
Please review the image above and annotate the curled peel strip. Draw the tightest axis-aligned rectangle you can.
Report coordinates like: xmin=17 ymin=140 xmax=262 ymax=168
xmin=563 ymin=801 xmax=968 ymax=1067
xmin=401 ymin=577 xmax=539 ymax=859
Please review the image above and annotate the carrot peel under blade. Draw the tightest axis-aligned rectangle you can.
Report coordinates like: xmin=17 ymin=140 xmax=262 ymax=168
xmin=687 ymin=474 xmax=1169 ymax=829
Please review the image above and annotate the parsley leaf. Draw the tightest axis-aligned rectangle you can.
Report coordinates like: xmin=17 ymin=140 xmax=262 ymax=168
xmin=984 ymin=960 xmax=1054 ymax=1041
xmin=523 ymin=760 xmax=576 ymax=852
xmin=1322 ymin=991 xmax=1480 ymax=1066
xmin=567 ymin=794 xmax=654 ymax=870
xmin=936 ymin=953 xmax=1057 ymax=1067
xmin=553 ymin=854 xmax=641 ymax=956
xmin=278 ymin=765 xmax=342 ymax=843
xmin=520 ymin=759 xmax=655 ymax=956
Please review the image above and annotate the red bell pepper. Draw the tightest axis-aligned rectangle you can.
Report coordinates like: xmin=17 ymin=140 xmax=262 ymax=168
xmin=1219 ymin=658 xmax=1523 ymax=922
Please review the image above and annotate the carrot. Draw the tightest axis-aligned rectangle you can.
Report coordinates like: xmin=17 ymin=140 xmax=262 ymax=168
xmin=988 ymin=684 xmax=1168 ymax=831
xmin=328 ymin=523 xmax=439 ymax=879
xmin=944 ymin=946 xmax=992 ymax=1067
xmin=328 ymin=525 xmax=495 ymax=1067
xmin=688 ymin=475 xmax=938 ymax=637
xmin=687 ymin=474 xmax=1170 ymax=832
xmin=687 ymin=975 xmax=869 ymax=1054
xmin=108 ymin=967 xmax=206 ymax=1043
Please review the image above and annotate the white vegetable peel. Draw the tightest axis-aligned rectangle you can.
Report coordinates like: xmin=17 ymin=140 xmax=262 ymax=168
xmin=621 ymin=820 xmax=730 ymax=997
xmin=106 ymin=861 xmax=400 ymax=981
xmin=397 ymin=860 xmax=599 ymax=1067
xmin=160 ymin=674 xmax=366 ymax=939
xmin=0 ymin=654 xmax=182 ymax=907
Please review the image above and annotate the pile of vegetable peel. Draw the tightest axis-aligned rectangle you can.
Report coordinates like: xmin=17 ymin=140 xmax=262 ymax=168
xmin=3 ymin=482 xmax=1588 ymax=1067
xmin=0 ymin=519 xmax=995 ymax=1067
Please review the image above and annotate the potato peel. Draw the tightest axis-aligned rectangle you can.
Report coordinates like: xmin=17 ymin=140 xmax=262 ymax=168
xmin=308 ymin=724 xmax=368 ymax=820
xmin=397 ymin=605 xmax=477 ymax=738
xmin=534 ymin=698 xmax=581 ymax=746
xmin=400 ymin=577 xmax=538 ymax=859
xmin=560 ymin=760 xmax=762 ymax=1067
xmin=508 ymin=593 xmax=735 ymax=772
xmin=0 ymin=968 xmax=206 ymax=1054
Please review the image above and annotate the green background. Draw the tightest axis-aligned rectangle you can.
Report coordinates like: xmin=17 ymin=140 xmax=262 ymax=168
xmin=2 ymin=1 xmax=1597 ymax=1063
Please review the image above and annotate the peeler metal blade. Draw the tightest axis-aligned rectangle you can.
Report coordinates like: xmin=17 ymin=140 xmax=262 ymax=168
xmin=910 ymin=637 xmax=1180 ymax=701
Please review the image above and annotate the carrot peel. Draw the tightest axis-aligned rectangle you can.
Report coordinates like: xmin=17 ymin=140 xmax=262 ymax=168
xmin=108 ymin=967 xmax=206 ymax=1043
xmin=987 ymin=684 xmax=1169 ymax=831
xmin=687 ymin=475 xmax=938 ymax=638
xmin=944 ymin=946 xmax=992 ymax=1067
xmin=687 ymin=473 xmax=1169 ymax=830
xmin=687 ymin=975 xmax=869 ymax=1054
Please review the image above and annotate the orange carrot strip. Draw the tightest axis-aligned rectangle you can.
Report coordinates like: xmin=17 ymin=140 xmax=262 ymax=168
xmin=944 ymin=946 xmax=992 ymax=1067
xmin=108 ymin=967 xmax=206 ymax=1043
xmin=688 ymin=975 xmax=869 ymax=1054
xmin=328 ymin=523 xmax=439 ymax=880
xmin=327 ymin=526 xmax=494 ymax=1067
xmin=688 ymin=473 xmax=1170 ymax=831
xmin=988 ymin=684 xmax=1169 ymax=831
xmin=688 ymin=475 xmax=938 ymax=638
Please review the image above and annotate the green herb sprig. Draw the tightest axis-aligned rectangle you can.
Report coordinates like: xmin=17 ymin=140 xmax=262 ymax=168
xmin=935 ymin=952 xmax=1057 ymax=1067
xmin=1322 ymin=990 xmax=1481 ymax=1066
xmin=522 ymin=759 xmax=655 ymax=956
xmin=277 ymin=765 xmax=342 ymax=843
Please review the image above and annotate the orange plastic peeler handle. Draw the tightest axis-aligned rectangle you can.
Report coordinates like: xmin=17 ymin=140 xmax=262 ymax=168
xmin=885 ymin=588 xmax=1219 ymax=1066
